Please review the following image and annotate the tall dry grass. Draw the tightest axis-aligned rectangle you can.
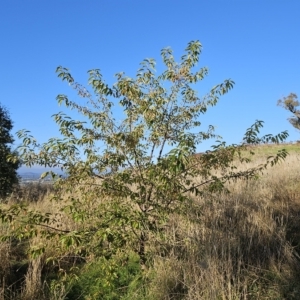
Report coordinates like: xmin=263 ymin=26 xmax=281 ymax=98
xmin=0 ymin=152 xmax=300 ymax=299
xmin=147 ymin=153 xmax=300 ymax=299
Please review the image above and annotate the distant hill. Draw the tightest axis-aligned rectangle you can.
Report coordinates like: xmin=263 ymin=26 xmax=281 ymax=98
xmin=18 ymin=171 xmax=66 ymax=183
xmin=18 ymin=172 xmax=41 ymax=180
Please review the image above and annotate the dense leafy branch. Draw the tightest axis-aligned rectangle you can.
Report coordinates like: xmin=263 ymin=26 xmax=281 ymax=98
xmin=0 ymin=104 xmax=20 ymax=198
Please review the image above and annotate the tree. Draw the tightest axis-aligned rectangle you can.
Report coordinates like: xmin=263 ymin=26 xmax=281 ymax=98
xmin=1 ymin=41 xmax=288 ymax=266
xmin=278 ymin=93 xmax=300 ymax=131
xmin=0 ymin=104 xmax=20 ymax=198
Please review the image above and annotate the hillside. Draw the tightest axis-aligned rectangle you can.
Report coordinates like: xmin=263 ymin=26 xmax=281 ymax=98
xmin=0 ymin=144 xmax=300 ymax=299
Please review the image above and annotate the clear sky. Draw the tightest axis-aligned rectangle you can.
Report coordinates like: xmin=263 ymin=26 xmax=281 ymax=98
xmin=1 ymin=1 xmax=299 ymax=172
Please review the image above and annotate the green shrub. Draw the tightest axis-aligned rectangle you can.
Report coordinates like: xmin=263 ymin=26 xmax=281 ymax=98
xmin=67 ymin=251 xmax=143 ymax=300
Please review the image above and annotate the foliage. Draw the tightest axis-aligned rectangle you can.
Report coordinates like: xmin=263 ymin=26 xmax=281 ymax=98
xmin=67 ymin=251 xmax=143 ymax=300
xmin=278 ymin=93 xmax=300 ymax=131
xmin=1 ymin=41 xmax=289 ymax=271
xmin=0 ymin=104 xmax=20 ymax=198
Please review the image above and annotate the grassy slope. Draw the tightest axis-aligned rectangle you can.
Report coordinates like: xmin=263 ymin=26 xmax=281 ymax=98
xmin=244 ymin=142 xmax=300 ymax=156
xmin=1 ymin=143 xmax=300 ymax=299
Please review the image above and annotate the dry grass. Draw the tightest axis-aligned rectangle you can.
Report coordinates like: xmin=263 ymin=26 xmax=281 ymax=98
xmin=22 ymin=254 xmax=44 ymax=300
xmin=148 ymin=153 xmax=300 ymax=299
xmin=0 ymin=150 xmax=300 ymax=299
xmin=0 ymin=242 xmax=11 ymax=300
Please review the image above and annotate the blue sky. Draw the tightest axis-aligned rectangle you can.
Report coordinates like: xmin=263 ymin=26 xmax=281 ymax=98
xmin=1 ymin=1 xmax=299 ymax=172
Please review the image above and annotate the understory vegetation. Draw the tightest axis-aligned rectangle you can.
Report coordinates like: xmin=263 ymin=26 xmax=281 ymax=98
xmin=0 ymin=150 xmax=300 ymax=299
xmin=1 ymin=41 xmax=299 ymax=299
